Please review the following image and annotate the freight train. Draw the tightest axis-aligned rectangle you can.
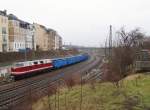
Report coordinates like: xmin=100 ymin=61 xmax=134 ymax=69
xmin=11 ymin=54 xmax=89 ymax=79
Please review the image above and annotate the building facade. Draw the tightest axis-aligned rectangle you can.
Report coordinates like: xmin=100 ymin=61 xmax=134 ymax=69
xmin=55 ymin=34 xmax=60 ymax=50
xmin=47 ymin=29 xmax=56 ymax=50
xmin=33 ymin=23 xmax=63 ymax=51
xmin=33 ymin=23 xmax=48 ymax=51
xmin=8 ymin=14 xmax=34 ymax=52
xmin=47 ymin=29 xmax=62 ymax=50
xmin=8 ymin=14 xmax=22 ymax=51
xmin=58 ymin=35 xmax=62 ymax=49
xmin=0 ymin=10 xmax=63 ymax=52
xmin=0 ymin=10 xmax=9 ymax=52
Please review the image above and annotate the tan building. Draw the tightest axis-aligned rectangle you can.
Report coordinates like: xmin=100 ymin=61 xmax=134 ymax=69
xmin=47 ymin=29 xmax=57 ymax=50
xmin=8 ymin=14 xmax=20 ymax=51
xmin=8 ymin=14 xmax=34 ymax=52
xmin=34 ymin=24 xmax=62 ymax=51
xmin=55 ymin=34 xmax=62 ymax=49
xmin=47 ymin=29 xmax=62 ymax=50
xmin=58 ymin=35 xmax=62 ymax=49
xmin=33 ymin=23 xmax=49 ymax=51
xmin=0 ymin=10 xmax=9 ymax=52
xmin=0 ymin=10 xmax=63 ymax=52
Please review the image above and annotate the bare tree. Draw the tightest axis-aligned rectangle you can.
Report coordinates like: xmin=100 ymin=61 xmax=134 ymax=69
xmin=102 ymin=27 xmax=145 ymax=85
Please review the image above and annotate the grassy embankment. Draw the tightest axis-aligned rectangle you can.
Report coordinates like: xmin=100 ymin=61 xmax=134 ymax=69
xmin=33 ymin=73 xmax=150 ymax=110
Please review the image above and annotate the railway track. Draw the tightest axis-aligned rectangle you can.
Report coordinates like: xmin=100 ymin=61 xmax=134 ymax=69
xmin=0 ymin=54 xmax=101 ymax=110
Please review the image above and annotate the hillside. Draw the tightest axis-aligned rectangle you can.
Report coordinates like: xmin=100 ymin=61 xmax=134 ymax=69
xmin=33 ymin=73 xmax=150 ymax=110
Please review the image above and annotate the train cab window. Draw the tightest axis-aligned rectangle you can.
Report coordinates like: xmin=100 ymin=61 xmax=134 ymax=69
xmin=40 ymin=61 xmax=44 ymax=64
xmin=14 ymin=63 xmax=24 ymax=67
xmin=33 ymin=62 xmax=38 ymax=65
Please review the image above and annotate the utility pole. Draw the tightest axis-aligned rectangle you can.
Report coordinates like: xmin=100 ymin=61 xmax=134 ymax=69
xmin=31 ymin=25 xmax=35 ymax=59
xmin=25 ymin=34 xmax=27 ymax=61
xmin=105 ymin=37 xmax=107 ymax=57
xmin=108 ymin=25 xmax=112 ymax=59
xmin=32 ymin=34 xmax=35 ymax=51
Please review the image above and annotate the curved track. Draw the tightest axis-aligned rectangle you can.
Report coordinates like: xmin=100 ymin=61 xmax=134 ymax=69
xmin=0 ymin=54 xmax=101 ymax=110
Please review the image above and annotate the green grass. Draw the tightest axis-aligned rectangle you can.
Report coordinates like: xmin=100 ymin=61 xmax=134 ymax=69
xmin=33 ymin=74 xmax=150 ymax=110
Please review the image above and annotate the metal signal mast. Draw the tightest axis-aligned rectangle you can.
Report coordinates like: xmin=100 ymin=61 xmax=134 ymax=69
xmin=108 ymin=25 xmax=112 ymax=58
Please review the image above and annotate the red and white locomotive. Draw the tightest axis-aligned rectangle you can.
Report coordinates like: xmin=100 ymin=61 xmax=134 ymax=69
xmin=9 ymin=54 xmax=89 ymax=80
xmin=11 ymin=59 xmax=53 ymax=76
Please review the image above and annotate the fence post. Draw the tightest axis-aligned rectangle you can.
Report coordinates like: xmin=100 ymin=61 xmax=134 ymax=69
xmin=54 ymin=88 xmax=57 ymax=110
xmin=47 ymin=84 xmax=51 ymax=110
xmin=58 ymin=81 xmax=60 ymax=110
xmin=30 ymin=85 xmax=33 ymax=110
xmin=80 ymin=74 xmax=83 ymax=110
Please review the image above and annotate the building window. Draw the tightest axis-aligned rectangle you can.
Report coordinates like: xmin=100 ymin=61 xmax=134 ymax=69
xmin=2 ymin=27 xmax=6 ymax=34
xmin=15 ymin=43 xmax=16 ymax=49
xmin=2 ymin=35 xmax=7 ymax=42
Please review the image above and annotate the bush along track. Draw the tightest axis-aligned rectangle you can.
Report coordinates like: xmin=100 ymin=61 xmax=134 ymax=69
xmin=33 ymin=74 xmax=150 ymax=110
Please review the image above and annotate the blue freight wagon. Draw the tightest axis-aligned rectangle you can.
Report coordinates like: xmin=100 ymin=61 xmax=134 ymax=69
xmin=52 ymin=58 xmax=68 ymax=68
xmin=66 ymin=56 xmax=77 ymax=65
xmin=52 ymin=54 xmax=89 ymax=69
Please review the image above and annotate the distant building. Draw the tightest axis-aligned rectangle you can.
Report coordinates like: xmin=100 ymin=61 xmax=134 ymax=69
xmin=19 ymin=21 xmax=33 ymax=51
xmin=54 ymin=34 xmax=62 ymax=50
xmin=0 ymin=10 xmax=63 ymax=52
xmin=8 ymin=14 xmax=20 ymax=51
xmin=8 ymin=14 xmax=34 ymax=52
xmin=48 ymin=29 xmax=57 ymax=50
xmin=34 ymin=23 xmax=62 ymax=51
xmin=0 ymin=10 xmax=9 ymax=52
xmin=47 ymin=29 xmax=56 ymax=50
xmin=47 ymin=30 xmax=62 ymax=50
xmin=33 ymin=23 xmax=49 ymax=51
xmin=58 ymin=35 xmax=62 ymax=49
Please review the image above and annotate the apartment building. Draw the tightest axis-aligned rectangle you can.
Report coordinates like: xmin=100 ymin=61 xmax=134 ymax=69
xmin=47 ymin=29 xmax=62 ymax=50
xmin=59 ymin=35 xmax=62 ymax=49
xmin=19 ymin=21 xmax=34 ymax=51
xmin=55 ymin=34 xmax=60 ymax=50
xmin=34 ymin=24 xmax=62 ymax=51
xmin=0 ymin=10 xmax=9 ymax=52
xmin=47 ymin=29 xmax=56 ymax=50
xmin=33 ymin=23 xmax=49 ymax=51
xmin=55 ymin=34 xmax=62 ymax=49
xmin=8 ymin=14 xmax=34 ymax=52
xmin=0 ymin=10 xmax=62 ymax=52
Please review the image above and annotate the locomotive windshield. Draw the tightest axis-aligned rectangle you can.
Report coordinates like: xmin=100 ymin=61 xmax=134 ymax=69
xmin=13 ymin=63 xmax=24 ymax=67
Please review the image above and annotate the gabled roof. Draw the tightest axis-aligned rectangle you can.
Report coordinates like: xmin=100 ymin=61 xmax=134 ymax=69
xmin=8 ymin=14 xmax=18 ymax=20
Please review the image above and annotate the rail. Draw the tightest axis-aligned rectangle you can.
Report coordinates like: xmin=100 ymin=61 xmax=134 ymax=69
xmin=0 ymin=55 xmax=101 ymax=110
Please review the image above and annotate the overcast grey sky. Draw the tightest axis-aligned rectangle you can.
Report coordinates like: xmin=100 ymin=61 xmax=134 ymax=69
xmin=0 ymin=0 xmax=150 ymax=47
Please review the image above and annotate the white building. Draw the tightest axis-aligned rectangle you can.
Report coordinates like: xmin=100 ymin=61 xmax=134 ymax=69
xmin=54 ymin=34 xmax=62 ymax=50
xmin=0 ymin=10 xmax=9 ymax=52
xmin=8 ymin=14 xmax=34 ymax=52
xmin=54 ymin=34 xmax=60 ymax=50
